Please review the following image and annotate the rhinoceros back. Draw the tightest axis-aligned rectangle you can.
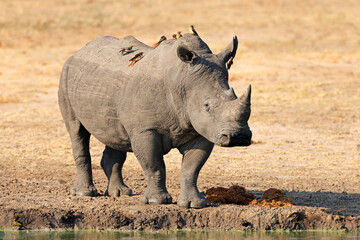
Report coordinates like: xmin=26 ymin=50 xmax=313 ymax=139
xmin=61 ymin=36 xmax=152 ymax=151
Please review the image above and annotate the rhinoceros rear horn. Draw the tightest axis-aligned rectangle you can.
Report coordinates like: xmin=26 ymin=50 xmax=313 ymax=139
xmin=239 ymin=85 xmax=251 ymax=106
xmin=217 ymin=36 xmax=238 ymax=64
xmin=177 ymin=44 xmax=197 ymax=63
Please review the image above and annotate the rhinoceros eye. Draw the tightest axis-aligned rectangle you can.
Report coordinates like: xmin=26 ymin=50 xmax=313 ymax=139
xmin=204 ymin=102 xmax=210 ymax=112
xmin=204 ymin=99 xmax=219 ymax=113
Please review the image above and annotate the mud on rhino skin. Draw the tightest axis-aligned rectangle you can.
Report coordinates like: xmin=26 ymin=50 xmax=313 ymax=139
xmin=58 ymin=33 xmax=252 ymax=208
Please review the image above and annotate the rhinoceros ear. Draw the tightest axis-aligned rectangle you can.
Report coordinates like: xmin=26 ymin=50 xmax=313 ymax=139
xmin=217 ymin=36 xmax=238 ymax=64
xmin=177 ymin=44 xmax=197 ymax=63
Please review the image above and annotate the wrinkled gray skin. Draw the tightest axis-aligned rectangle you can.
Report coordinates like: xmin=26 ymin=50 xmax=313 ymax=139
xmin=58 ymin=33 xmax=252 ymax=208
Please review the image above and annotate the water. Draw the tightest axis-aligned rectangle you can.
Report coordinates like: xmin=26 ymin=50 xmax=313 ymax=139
xmin=1 ymin=230 xmax=359 ymax=240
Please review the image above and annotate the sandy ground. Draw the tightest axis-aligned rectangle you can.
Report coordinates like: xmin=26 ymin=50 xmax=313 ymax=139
xmin=0 ymin=0 xmax=359 ymax=231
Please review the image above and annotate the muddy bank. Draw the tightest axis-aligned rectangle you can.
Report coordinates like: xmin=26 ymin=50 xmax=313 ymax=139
xmin=1 ymin=204 xmax=359 ymax=231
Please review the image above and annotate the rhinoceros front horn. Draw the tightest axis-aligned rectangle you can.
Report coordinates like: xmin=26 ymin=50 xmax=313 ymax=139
xmin=239 ymin=85 xmax=251 ymax=106
xmin=217 ymin=36 xmax=238 ymax=64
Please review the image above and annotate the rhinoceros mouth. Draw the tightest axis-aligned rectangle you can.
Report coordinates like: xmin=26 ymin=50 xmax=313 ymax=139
xmin=218 ymin=133 xmax=252 ymax=147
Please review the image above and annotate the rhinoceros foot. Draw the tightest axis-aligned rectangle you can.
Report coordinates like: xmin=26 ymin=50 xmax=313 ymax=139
xmin=105 ymin=185 xmax=133 ymax=197
xmin=70 ymin=183 xmax=98 ymax=197
xmin=141 ymin=190 xmax=172 ymax=204
xmin=177 ymin=191 xmax=207 ymax=208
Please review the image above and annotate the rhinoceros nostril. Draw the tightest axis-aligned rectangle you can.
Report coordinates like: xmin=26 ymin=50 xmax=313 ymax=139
xmin=220 ymin=134 xmax=231 ymax=147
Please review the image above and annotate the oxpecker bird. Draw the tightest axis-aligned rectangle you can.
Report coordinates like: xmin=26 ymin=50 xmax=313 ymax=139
xmin=176 ymin=31 xmax=182 ymax=39
xmin=119 ymin=45 xmax=134 ymax=55
xmin=189 ymin=25 xmax=199 ymax=36
xmin=152 ymin=36 xmax=167 ymax=48
xmin=226 ymin=56 xmax=234 ymax=70
xmin=13 ymin=218 xmax=26 ymax=230
xmin=128 ymin=52 xmax=144 ymax=67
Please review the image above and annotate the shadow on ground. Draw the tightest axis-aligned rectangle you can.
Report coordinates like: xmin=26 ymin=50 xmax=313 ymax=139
xmin=251 ymin=190 xmax=360 ymax=217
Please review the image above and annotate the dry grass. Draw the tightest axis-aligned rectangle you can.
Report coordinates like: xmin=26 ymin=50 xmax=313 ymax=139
xmin=0 ymin=0 xmax=359 ymax=199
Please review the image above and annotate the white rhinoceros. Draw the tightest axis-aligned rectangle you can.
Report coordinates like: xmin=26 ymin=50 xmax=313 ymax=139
xmin=58 ymin=33 xmax=252 ymax=208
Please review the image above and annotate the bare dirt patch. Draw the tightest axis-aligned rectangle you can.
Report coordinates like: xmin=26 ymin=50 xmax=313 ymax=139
xmin=0 ymin=0 xmax=359 ymax=231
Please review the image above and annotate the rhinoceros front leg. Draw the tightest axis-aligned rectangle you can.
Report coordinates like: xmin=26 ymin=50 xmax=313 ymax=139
xmin=177 ymin=136 xmax=214 ymax=208
xmin=131 ymin=131 xmax=172 ymax=204
xmin=101 ymin=146 xmax=132 ymax=197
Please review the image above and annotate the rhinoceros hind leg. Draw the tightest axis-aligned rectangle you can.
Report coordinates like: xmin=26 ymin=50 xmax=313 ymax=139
xmin=177 ymin=136 xmax=214 ymax=208
xmin=58 ymin=88 xmax=97 ymax=197
xmin=101 ymin=146 xmax=132 ymax=197
xmin=132 ymin=131 xmax=172 ymax=204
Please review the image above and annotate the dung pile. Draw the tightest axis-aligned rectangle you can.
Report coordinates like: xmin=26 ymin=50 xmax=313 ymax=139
xmin=205 ymin=186 xmax=293 ymax=207
xmin=205 ymin=185 xmax=255 ymax=205
xmin=250 ymin=188 xmax=293 ymax=207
